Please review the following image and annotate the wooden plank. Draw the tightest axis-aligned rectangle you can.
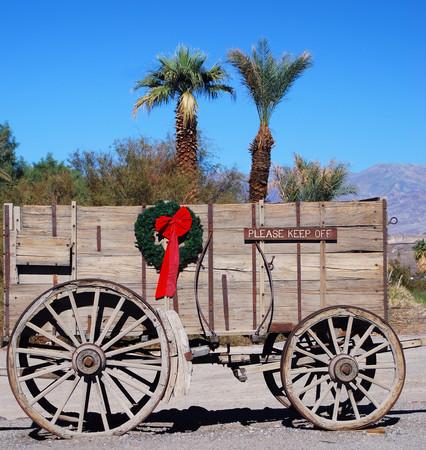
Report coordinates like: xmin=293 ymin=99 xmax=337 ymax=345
xmin=251 ymin=203 xmax=257 ymax=329
xmin=296 ymin=202 xmax=302 ymax=321
xmin=261 ymin=226 xmax=382 ymax=254
xmin=271 ymin=253 xmax=383 ymax=281
xmin=12 ymin=206 xmax=20 ymax=284
xmin=3 ymin=203 xmax=12 ymax=340
xmin=77 ymin=228 xmax=141 ymax=256
xmin=18 ymin=274 xmax=71 ymax=285
xmin=222 ymin=274 xmax=230 ymax=331
xmin=320 ymin=203 xmax=326 ymax=308
xmin=76 ymin=255 xmax=142 ymax=283
xmin=382 ymin=198 xmax=388 ymax=321
xmin=16 ymin=235 xmax=71 ymax=266
xmin=21 ymin=205 xmax=71 ymax=237
xmin=71 ymin=201 xmax=77 ymax=279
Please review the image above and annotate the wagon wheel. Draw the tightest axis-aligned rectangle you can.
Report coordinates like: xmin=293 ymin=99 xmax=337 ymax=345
xmin=7 ymin=279 xmax=170 ymax=438
xmin=281 ymin=306 xmax=405 ymax=430
xmin=262 ymin=333 xmax=290 ymax=407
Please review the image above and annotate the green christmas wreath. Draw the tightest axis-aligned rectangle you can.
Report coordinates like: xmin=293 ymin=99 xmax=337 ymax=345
xmin=135 ymin=200 xmax=203 ymax=272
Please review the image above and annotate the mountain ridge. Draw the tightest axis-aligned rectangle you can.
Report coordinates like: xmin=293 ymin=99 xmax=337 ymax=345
xmin=346 ymin=163 xmax=426 ymax=236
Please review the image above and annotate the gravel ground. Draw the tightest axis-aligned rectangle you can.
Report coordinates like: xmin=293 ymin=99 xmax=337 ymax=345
xmin=1 ymin=338 xmax=425 ymax=449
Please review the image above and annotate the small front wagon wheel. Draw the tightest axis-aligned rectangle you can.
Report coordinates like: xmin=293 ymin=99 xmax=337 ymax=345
xmin=281 ymin=306 xmax=405 ymax=430
xmin=7 ymin=279 xmax=170 ymax=438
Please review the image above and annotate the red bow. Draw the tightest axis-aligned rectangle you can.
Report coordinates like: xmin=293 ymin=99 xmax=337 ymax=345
xmin=155 ymin=207 xmax=192 ymax=299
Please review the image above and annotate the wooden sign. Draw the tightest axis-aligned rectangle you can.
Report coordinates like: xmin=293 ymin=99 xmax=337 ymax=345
xmin=244 ymin=227 xmax=337 ymax=242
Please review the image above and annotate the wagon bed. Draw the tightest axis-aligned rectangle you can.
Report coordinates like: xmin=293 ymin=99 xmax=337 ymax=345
xmin=3 ymin=199 xmax=388 ymax=341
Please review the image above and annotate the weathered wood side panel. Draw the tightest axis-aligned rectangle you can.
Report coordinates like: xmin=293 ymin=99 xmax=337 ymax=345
xmin=4 ymin=200 xmax=386 ymax=338
xmin=16 ymin=235 xmax=71 ymax=266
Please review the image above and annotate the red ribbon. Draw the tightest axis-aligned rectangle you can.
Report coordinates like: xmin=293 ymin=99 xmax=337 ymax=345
xmin=155 ymin=206 xmax=192 ymax=299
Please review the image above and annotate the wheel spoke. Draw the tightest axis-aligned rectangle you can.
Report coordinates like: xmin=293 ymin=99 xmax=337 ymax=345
xmin=357 ymin=373 xmax=391 ymax=391
xmin=290 ymin=367 xmax=329 ymax=375
xmin=105 ymin=368 xmax=153 ymax=397
xmin=45 ymin=303 xmax=80 ymax=347
xmin=350 ymin=324 xmax=375 ymax=356
xmin=307 ymin=329 xmax=334 ymax=358
xmin=332 ymin=383 xmax=342 ymax=421
xmin=16 ymin=347 xmax=72 ymax=360
xmin=101 ymin=315 xmax=148 ymax=351
xmin=297 ymin=374 xmax=330 ymax=397
xmin=352 ymin=380 xmax=381 ymax=409
xmin=89 ymin=289 xmax=100 ymax=343
xmin=102 ymin=372 xmax=135 ymax=419
xmin=342 ymin=316 xmax=353 ymax=354
xmin=294 ymin=346 xmax=329 ymax=365
xmin=107 ymin=359 xmax=162 ymax=371
xmin=77 ymin=379 xmax=90 ymax=433
xmin=105 ymin=338 xmax=160 ymax=358
xmin=356 ymin=341 xmax=389 ymax=361
xmin=19 ymin=361 xmax=71 ymax=382
xmin=26 ymin=322 xmax=75 ymax=352
xmin=95 ymin=376 xmax=110 ymax=432
xmin=347 ymin=387 xmax=360 ymax=420
xmin=68 ymin=292 xmax=87 ymax=344
xmin=51 ymin=376 xmax=81 ymax=425
xmin=311 ymin=381 xmax=335 ymax=414
xmin=95 ymin=297 xmax=125 ymax=346
xmin=328 ymin=318 xmax=340 ymax=355
xmin=359 ymin=363 xmax=396 ymax=370
xmin=29 ymin=369 xmax=74 ymax=405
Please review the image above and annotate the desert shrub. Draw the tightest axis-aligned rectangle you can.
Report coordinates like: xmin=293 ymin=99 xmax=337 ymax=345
xmin=389 ymin=285 xmax=417 ymax=308
xmin=388 ymin=259 xmax=412 ymax=287
xmin=272 ymin=154 xmax=356 ymax=202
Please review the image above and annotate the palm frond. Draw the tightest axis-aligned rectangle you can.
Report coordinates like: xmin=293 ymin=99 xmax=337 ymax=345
xmin=273 ymin=154 xmax=356 ymax=202
xmin=133 ymin=45 xmax=232 ymax=118
xmin=178 ymin=91 xmax=198 ymax=125
xmin=132 ymin=85 xmax=172 ymax=116
xmin=228 ymin=39 xmax=312 ymax=124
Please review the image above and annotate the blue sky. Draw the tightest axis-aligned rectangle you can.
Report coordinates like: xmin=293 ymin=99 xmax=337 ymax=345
xmin=1 ymin=0 xmax=425 ymax=173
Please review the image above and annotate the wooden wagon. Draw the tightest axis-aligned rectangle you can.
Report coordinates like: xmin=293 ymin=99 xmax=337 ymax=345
xmin=2 ymin=199 xmax=418 ymax=437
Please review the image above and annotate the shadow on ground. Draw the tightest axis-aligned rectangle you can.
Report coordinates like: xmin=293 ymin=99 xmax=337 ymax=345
xmin=139 ymin=406 xmax=401 ymax=434
xmin=3 ymin=406 xmax=418 ymax=440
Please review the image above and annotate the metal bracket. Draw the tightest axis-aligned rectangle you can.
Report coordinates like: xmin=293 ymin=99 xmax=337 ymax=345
xmin=232 ymin=367 xmax=247 ymax=382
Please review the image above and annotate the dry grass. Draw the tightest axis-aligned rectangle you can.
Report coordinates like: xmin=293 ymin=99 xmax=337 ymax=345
xmin=389 ymin=284 xmax=426 ymax=334
xmin=389 ymin=285 xmax=418 ymax=308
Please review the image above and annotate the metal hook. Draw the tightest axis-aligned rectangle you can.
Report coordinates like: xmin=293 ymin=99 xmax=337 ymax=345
xmin=268 ymin=255 xmax=275 ymax=271
xmin=388 ymin=216 xmax=398 ymax=225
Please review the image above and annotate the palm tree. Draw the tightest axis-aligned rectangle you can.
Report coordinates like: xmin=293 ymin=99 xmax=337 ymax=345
xmin=272 ymin=153 xmax=357 ymax=202
xmin=133 ymin=46 xmax=234 ymax=202
xmin=228 ymin=39 xmax=312 ymax=202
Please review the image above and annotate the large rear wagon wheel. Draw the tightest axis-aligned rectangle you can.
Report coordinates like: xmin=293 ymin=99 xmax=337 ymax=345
xmin=7 ymin=279 xmax=170 ymax=438
xmin=281 ymin=306 xmax=405 ymax=430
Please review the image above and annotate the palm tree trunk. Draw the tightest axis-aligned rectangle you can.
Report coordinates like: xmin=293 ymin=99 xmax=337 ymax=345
xmin=175 ymin=105 xmax=198 ymax=203
xmin=249 ymin=123 xmax=274 ymax=202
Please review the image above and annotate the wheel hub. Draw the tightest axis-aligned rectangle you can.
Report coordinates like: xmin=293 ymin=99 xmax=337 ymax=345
xmin=329 ymin=354 xmax=358 ymax=383
xmin=72 ymin=343 xmax=106 ymax=377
